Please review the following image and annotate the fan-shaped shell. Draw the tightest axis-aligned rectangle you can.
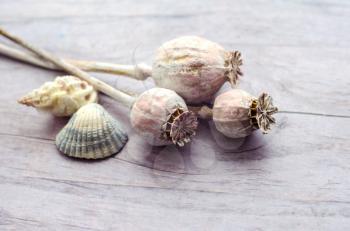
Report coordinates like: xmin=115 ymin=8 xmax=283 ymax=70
xmin=56 ymin=103 xmax=128 ymax=159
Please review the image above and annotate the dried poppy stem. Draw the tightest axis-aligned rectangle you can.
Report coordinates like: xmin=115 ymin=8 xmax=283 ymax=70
xmin=0 ymin=43 xmax=56 ymax=69
xmin=0 ymin=42 xmax=152 ymax=80
xmin=188 ymin=105 xmax=213 ymax=120
xmin=0 ymin=27 xmax=135 ymax=107
xmin=68 ymin=59 xmax=151 ymax=80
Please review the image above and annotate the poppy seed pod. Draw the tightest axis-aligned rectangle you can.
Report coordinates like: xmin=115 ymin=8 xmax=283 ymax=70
xmin=130 ymin=88 xmax=198 ymax=146
xmin=212 ymin=89 xmax=278 ymax=138
xmin=152 ymin=36 xmax=243 ymax=104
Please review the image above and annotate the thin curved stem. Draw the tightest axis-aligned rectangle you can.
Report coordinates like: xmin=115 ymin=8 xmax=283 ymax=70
xmin=0 ymin=27 xmax=136 ymax=108
xmin=0 ymin=42 xmax=152 ymax=80
xmin=277 ymin=110 xmax=350 ymax=118
xmin=68 ymin=59 xmax=152 ymax=80
xmin=0 ymin=43 xmax=57 ymax=69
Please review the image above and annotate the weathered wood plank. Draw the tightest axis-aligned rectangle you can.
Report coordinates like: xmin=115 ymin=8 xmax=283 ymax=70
xmin=0 ymin=0 xmax=349 ymax=230
xmin=0 ymin=113 xmax=350 ymax=230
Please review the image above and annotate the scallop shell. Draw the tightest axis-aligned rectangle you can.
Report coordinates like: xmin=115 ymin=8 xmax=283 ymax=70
xmin=18 ymin=76 xmax=98 ymax=117
xmin=56 ymin=103 xmax=128 ymax=159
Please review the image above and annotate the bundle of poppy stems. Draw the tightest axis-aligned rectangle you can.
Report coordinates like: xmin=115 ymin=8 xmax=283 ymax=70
xmin=0 ymin=27 xmax=278 ymax=159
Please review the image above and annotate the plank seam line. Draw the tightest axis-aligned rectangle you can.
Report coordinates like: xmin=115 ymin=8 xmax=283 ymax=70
xmin=112 ymin=157 xmax=205 ymax=175
xmin=25 ymin=176 xmax=230 ymax=195
xmin=0 ymin=132 xmax=54 ymax=142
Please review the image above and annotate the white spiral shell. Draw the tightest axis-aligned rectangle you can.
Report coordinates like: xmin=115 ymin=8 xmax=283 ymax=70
xmin=18 ymin=76 xmax=98 ymax=116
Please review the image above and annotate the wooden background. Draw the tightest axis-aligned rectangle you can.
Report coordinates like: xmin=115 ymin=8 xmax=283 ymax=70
xmin=1 ymin=0 xmax=350 ymax=230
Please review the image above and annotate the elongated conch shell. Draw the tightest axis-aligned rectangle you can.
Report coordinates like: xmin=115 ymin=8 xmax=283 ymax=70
xmin=56 ymin=103 xmax=128 ymax=159
xmin=212 ymin=89 xmax=278 ymax=138
xmin=18 ymin=76 xmax=98 ymax=116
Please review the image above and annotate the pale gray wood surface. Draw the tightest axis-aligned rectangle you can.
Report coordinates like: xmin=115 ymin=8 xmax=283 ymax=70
xmin=0 ymin=0 xmax=350 ymax=230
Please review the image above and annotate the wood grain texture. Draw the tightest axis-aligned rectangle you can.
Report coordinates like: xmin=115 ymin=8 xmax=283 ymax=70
xmin=0 ymin=0 xmax=349 ymax=230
